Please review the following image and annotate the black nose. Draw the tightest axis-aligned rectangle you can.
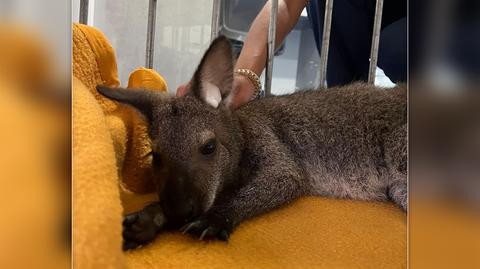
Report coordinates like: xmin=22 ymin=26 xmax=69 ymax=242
xmin=160 ymin=179 xmax=200 ymax=227
xmin=161 ymin=196 xmax=198 ymax=227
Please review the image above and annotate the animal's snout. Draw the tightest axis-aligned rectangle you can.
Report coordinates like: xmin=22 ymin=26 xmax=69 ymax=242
xmin=160 ymin=176 xmax=202 ymax=227
xmin=161 ymin=196 xmax=199 ymax=227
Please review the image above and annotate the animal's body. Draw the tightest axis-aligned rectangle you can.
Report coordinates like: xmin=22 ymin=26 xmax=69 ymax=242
xmin=236 ymin=85 xmax=406 ymax=206
xmin=98 ymin=36 xmax=407 ymax=250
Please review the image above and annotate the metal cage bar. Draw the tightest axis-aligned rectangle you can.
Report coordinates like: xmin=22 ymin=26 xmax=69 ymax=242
xmin=79 ymin=0 xmax=89 ymax=25
xmin=264 ymin=0 xmax=279 ymax=96
xmin=145 ymin=0 xmax=157 ymax=69
xmin=210 ymin=0 xmax=222 ymax=40
xmin=368 ymin=0 xmax=384 ymax=84
xmin=318 ymin=0 xmax=334 ymax=89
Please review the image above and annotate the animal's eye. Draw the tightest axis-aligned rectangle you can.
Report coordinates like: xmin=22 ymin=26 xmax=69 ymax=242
xmin=200 ymin=139 xmax=217 ymax=155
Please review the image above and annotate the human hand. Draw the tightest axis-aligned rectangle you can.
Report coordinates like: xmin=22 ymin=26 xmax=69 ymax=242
xmin=228 ymin=74 xmax=257 ymax=110
xmin=176 ymin=81 xmax=191 ymax=97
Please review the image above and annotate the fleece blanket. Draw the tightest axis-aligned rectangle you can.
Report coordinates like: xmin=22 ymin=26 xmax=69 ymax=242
xmin=72 ymin=23 xmax=406 ymax=269
xmin=0 ymin=25 xmax=68 ymax=269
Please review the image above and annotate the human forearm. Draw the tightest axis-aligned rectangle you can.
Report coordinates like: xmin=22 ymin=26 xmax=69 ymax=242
xmin=234 ymin=0 xmax=308 ymax=75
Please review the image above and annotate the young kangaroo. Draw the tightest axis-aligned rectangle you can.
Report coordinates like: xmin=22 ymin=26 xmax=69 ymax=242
xmin=97 ymin=36 xmax=407 ymax=250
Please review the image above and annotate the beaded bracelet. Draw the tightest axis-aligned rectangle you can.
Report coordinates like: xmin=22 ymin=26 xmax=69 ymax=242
xmin=234 ymin=68 xmax=262 ymax=100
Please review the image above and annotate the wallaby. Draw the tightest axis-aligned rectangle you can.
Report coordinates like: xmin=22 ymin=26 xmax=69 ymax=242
xmin=97 ymin=36 xmax=407 ymax=250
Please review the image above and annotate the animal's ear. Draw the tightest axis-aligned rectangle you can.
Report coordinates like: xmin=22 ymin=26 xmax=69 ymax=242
xmin=189 ymin=36 xmax=234 ymax=108
xmin=96 ymin=86 xmax=161 ymax=122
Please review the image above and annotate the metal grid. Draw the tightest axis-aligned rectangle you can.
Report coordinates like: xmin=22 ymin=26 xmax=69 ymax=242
xmin=368 ymin=0 xmax=384 ymax=84
xmin=81 ymin=0 xmax=384 ymax=89
xmin=79 ymin=0 xmax=89 ymax=25
xmin=259 ymin=0 xmax=384 ymax=92
xmin=264 ymin=0 xmax=279 ymax=96
xmin=145 ymin=0 xmax=157 ymax=69
xmin=210 ymin=0 xmax=222 ymax=40
xmin=318 ymin=0 xmax=334 ymax=89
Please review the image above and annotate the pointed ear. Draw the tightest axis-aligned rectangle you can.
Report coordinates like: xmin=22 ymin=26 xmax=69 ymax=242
xmin=96 ymin=86 xmax=161 ymax=122
xmin=190 ymin=36 xmax=234 ymax=108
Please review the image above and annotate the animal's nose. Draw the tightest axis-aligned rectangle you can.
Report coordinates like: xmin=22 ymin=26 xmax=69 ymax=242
xmin=164 ymin=200 xmax=196 ymax=226
xmin=160 ymin=185 xmax=199 ymax=227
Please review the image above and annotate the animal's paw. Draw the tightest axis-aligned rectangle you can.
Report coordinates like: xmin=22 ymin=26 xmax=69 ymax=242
xmin=122 ymin=203 xmax=165 ymax=250
xmin=180 ymin=211 xmax=233 ymax=241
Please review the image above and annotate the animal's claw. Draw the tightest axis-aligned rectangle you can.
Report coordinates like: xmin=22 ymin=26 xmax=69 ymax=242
xmin=181 ymin=212 xmax=232 ymax=241
xmin=180 ymin=221 xmax=201 ymax=234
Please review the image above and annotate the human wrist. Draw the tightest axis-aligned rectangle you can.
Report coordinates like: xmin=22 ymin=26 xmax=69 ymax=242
xmin=234 ymin=68 xmax=261 ymax=100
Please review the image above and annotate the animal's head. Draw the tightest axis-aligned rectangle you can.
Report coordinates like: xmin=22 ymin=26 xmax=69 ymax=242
xmin=97 ymin=36 xmax=242 ymax=226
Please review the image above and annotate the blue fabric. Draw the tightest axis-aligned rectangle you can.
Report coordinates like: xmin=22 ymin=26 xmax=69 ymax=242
xmin=307 ymin=0 xmax=407 ymax=86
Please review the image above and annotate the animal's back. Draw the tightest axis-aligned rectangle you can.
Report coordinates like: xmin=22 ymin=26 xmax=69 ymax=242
xmin=237 ymin=83 xmax=407 ymax=202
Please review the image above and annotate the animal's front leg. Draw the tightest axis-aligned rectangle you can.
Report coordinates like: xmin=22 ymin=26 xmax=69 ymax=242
xmin=179 ymin=210 xmax=233 ymax=241
xmin=122 ymin=202 xmax=166 ymax=250
xmin=182 ymin=162 xmax=304 ymax=241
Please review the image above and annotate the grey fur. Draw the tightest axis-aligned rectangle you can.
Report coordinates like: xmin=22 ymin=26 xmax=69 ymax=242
xmin=97 ymin=36 xmax=407 ymax=249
